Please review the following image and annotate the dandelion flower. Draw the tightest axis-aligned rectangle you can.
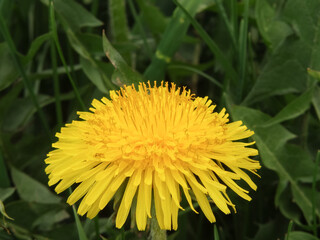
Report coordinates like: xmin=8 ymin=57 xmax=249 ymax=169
xmin=45 ymin=81 xmax=260 ymax=231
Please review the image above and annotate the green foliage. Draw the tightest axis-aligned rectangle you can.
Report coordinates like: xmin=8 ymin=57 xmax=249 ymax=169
xmin=0 ymin=0 xmax=319 ymax=239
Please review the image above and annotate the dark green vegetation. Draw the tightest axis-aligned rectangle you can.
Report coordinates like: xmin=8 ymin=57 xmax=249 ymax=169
xmin=0 ymin=0 xmax=320 ymax=239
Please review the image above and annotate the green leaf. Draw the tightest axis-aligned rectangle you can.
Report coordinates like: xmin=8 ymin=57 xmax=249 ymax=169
xmin=172 ymin=0 xmax=237 ymax=85
xmin=3 ymin=95 xmax=54 ymax=132
xmin=22 ymin=33 xmax=52 ymax=64
xmin=287 ymin=231 xmax=319 ymax=240
xmin=11 ymin=167 xmax=60 ymax=204
xmin=80 ymin=57 xmax=109 ymax=93
xmin=230 ymin=106 xmax=319 ymax=223
xmin=277 ymin=144 xmax=319 ymax=183
xmin=291 ymin=184 xmax=320 ymax=225
xmin=308 ymin=68 xmax=320 ymax=82
xmin=136 ymin=0 xmax=168 ymax=36
xmin=109 ymin=0 xmax=129 ymax=43
xmin=53 ymin=0 xmax=102 ymax=31
xmin=144 ymin=0 xmax=216 ymax=81
xmin=244 ymin=0 xmax=320 ymax=104
xmin=0 ymin=188 xmax=15 ymax=202
xmin=66 ymin=29 xmax=114 ymax=92
xmin=0 ymin=200 xmax=14 ymax=220
xmin=263 ymin=88 xmax=314 ymax=127
xmin=32 ymin=209 xmax=69 ymax=231
xmin=278 ymin=185 xmax=302 ymax=225
xmin=0 ymin=151 xmax=10 ymax=188
xmin=0 ymin=42 xmax=19 ymax=91
xmin=102 ymin=31 xmax=144 ymax=85
xmin=255 ymin=0 xmax=292 ymax=49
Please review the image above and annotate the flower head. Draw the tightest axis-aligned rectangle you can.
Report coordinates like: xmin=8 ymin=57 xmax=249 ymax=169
xmin=45 ymin=81 xmax=260 ymax=230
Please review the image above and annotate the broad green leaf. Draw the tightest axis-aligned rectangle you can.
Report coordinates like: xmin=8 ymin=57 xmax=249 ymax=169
xmin=102 ymin=31 xmax=144 ymax=85
xmin=231 ymin=106 xmax=319 ymax=223
xmin=253 ymin=220 xmax=288 ymax=240
xmin=5 ymin=200 xmax=61 ymax=230
xmin=0 ymin=188 xmax=15 ymax=202
xmin=244 ymin=0 xmax=320 ymax=104
xmin=32 ymin=210 xmax=69 ymax=231
xmin=277 ymin=144 xmax=319 ymax=183
xmin=288 ymin=231 xmax=319 ymax=240
xmin=278 ymin=185 xmax=302 ymax=225
xmin=291 ymin=184 xmax=320 ymax=224
xmin=52 ymin=0 xmax=102 ymax=31
xmin=255 ymin=0 xmax=292 ymax=49
xmin=0 ymin=42 xmax=18 ymax=91
xmin=11 ymin=167 xmax=60 ymax=204
xmin=263 ymin=88 xmax=314 ymax=127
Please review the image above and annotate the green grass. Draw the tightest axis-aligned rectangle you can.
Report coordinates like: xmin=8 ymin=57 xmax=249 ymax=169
xmin=0 ymin=0 xmax=320 ymax=239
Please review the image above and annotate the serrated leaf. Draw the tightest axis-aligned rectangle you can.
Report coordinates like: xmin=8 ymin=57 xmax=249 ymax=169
xmin=255 ymin=0 xmax=292 ymax=49
xmin=230 ymin=106 xmax=319 ymax=223
xmin=263 ymin=88 xmax=313 ymax=127
xmin=291 ymin=184 xmax=320 ymax=224
xmin=11 ymin=167 xmax=60 ymax=204
xmin=244 ymin=0 xmax=320 ymax=104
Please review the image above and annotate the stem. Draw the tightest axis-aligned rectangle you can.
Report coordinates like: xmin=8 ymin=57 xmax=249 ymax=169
xmin=150 ymin=205 xmax=167 ymax=240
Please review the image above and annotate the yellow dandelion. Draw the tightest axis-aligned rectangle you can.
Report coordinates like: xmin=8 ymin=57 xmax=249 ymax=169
xmin=45 ymin=81 xmax=260 ymax=231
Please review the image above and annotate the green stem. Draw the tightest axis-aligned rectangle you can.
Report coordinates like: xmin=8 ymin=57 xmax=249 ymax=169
xmin=150 ymin=205 xmax=167 ymax=240
xmin=51 ymin=39 xmax=63 ymax=127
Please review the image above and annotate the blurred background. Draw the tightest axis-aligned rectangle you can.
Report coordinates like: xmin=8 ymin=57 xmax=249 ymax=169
xmin=0 ymin=0 xmax=319 ymax=239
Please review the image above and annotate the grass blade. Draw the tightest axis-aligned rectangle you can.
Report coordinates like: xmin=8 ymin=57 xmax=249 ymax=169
xmin=127 ymin=0 xmax=152 ymax=59
xmin=68 ymin=188 xmax=88 ymax=240
xmin=237 ymin=0 xmax=249 ymax=102
xmin=144 ymin=0 xmax=212 ymax=81
xmin=49 ymin=0 xmax=86 ymax=111
xmin=108 ymin=0 xmax=130 ymax=63
xmin=50 ymin=40 xmax=63 ymax=127
xmin=0 ymin=14 xmax=52 ymax=140
xmin=168 ymin=64 xmax=223 ymax=89
xmin=216 ymin=0 xmax=237 ymax=49
xmin=172 ymin=0 xmax=238 ymax=84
